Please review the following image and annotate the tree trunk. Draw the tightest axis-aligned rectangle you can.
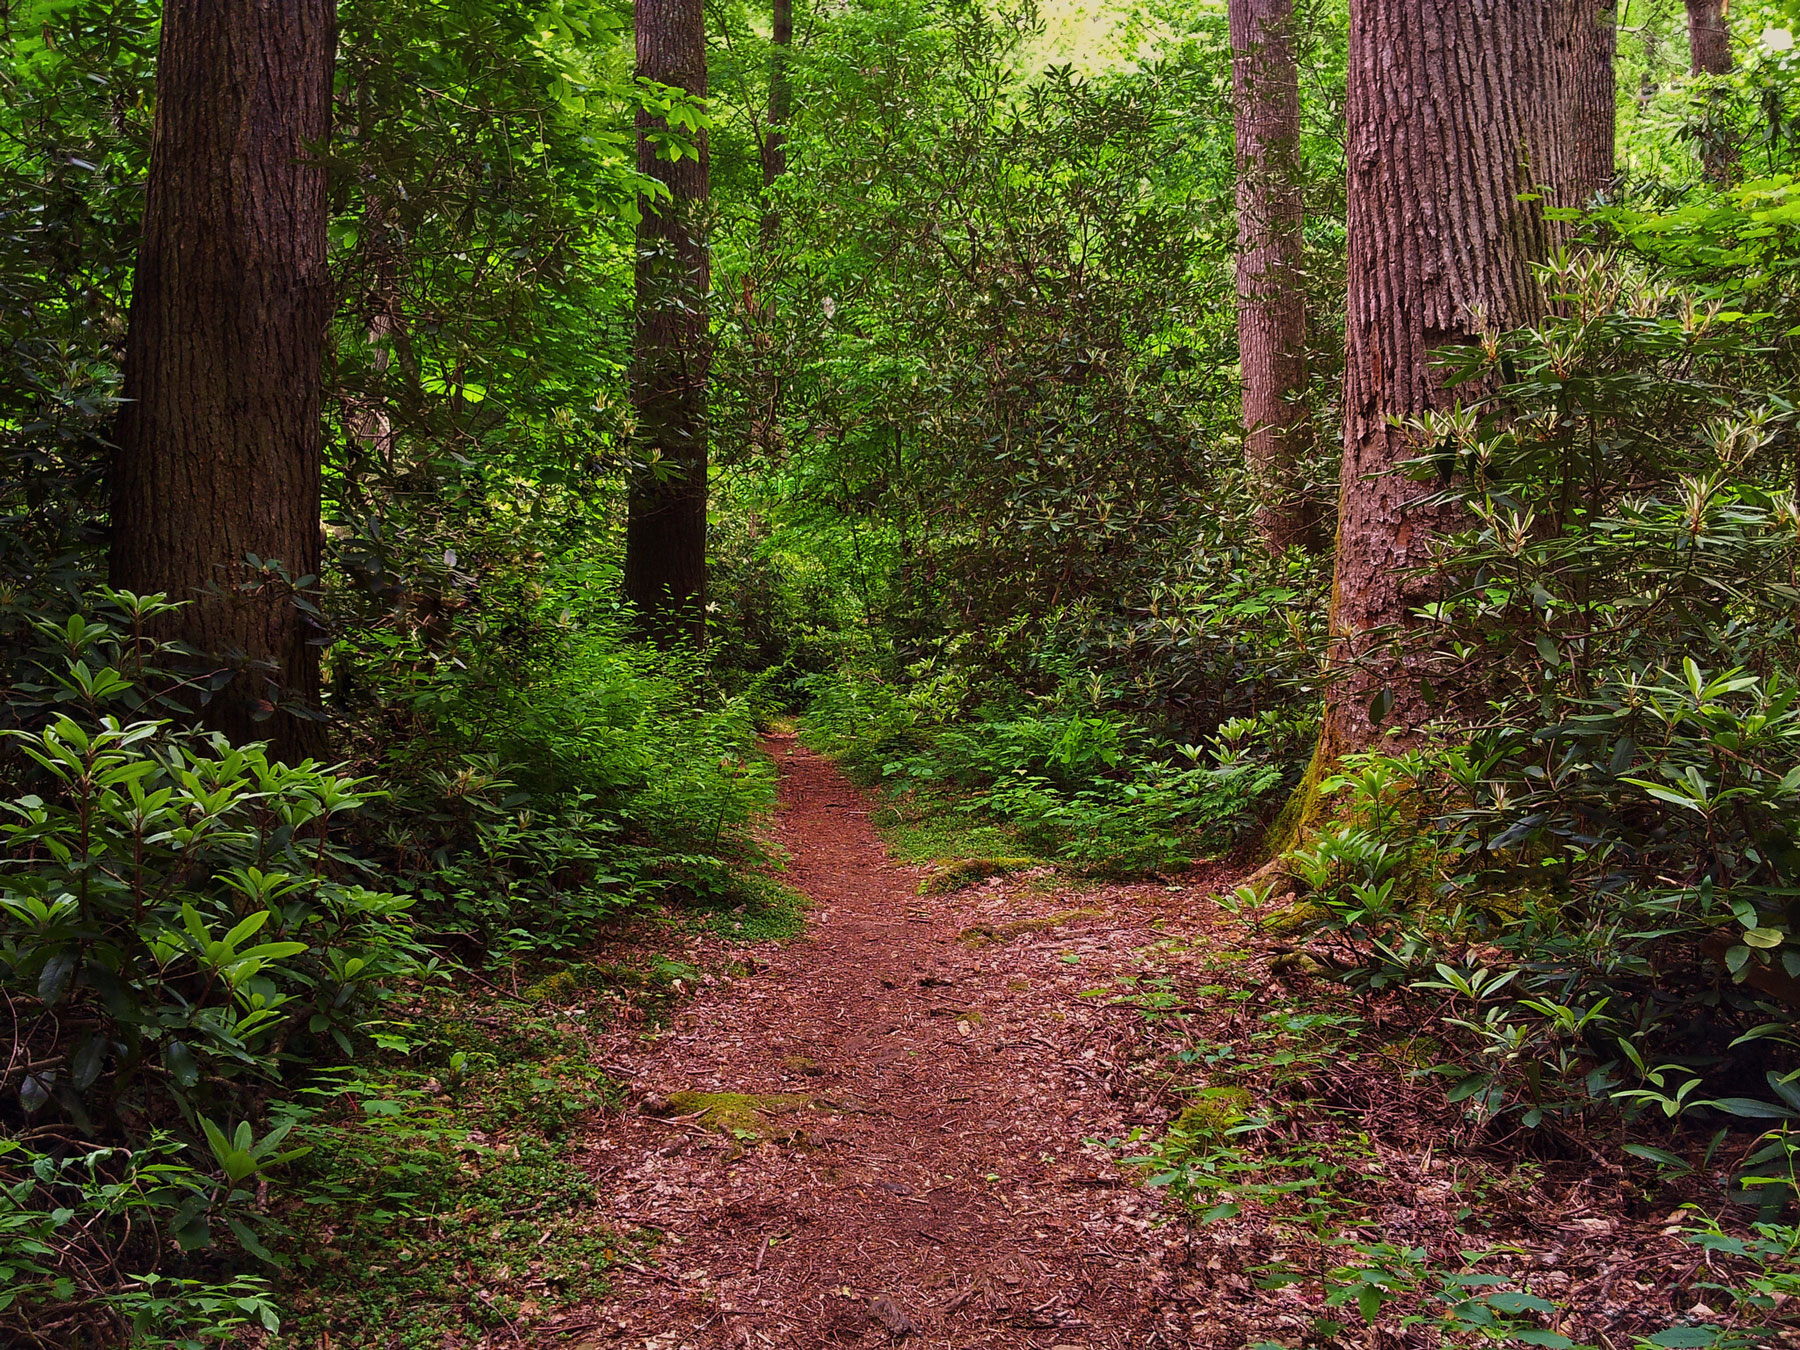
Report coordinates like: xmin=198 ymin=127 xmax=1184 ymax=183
xmin=1685 ymin=0 xmax=1731 ymax=74
xmin=1638 ymin=0 xmax=1665 ymax=109
xmin=110 ymin=0 xmax=335 ymax=763
xmin=761 ymin=0 xmax=792 ymax=244
xmin=1319 ymin=0 xmax=1570 ymax=768
xmin=1568 ymin=1 xmax=1618 ymax=201
xmin=1684 ymin=0 xmax=1735 ymax=183
xmin=1230 ymin=0 xmax=1319 ymax=553
xmin=624 ymin=0 xmax=711 ymax=645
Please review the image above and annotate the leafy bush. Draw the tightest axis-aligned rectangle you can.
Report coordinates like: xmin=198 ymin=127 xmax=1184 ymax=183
xmin=1281 ymin=249 xmax=1800 ymax=1132
xmin=803 ymin=665 xmax=1281 ymax=874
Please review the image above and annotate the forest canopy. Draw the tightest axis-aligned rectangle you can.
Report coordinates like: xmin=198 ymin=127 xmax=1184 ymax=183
xmin=1 ymin=0 xmax=1798 ymax=1345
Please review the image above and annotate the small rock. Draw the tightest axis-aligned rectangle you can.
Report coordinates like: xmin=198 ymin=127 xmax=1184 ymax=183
xmin=869 ymin=1293 xmax=916 ymax=1338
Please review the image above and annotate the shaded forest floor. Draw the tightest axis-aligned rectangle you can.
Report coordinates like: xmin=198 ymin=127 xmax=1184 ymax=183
xmin=462 ymin=735 xmax=1790 ymax=1350
xmin=546 ymin=733 xmax=1238 ymax=1347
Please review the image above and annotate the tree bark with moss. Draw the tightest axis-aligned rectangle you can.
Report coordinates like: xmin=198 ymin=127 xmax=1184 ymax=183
xmin=1269 ymin=0 xmax=1573 ymax=852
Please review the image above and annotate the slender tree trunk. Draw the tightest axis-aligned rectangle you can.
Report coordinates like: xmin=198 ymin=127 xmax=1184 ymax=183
xmin=1684 ymin=0 xmax=1735 ymax=182
xmin=1639 ymin=0 xmax=1666 ymax=108
xmin=110 ymin=0 xmax=335 ymax=762
xmin=761 ymin=0 xmax=792 ymax=244
xmin=1230 ymin=0 xmax=1318 ymax=553
xmin=1319 ymin=0 xmax=1570 ymax=767
xmin=1568 ymin=1 xmax=1618 ymax=201
xmin=624 ymin=0 xmax=711 ymax=644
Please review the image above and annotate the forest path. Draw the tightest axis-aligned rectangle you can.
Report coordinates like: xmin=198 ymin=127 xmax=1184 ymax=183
xmin=555 ymin=735 xmax=1234 ymax=1349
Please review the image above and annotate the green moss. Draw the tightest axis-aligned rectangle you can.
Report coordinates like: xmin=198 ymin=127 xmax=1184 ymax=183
xmin=1262 ymin=900 xmax=1330 ymax=938
xmin=959 ymin=907 xmax=1104 ymax=945
xmin=1168 ymin=1086 xmax=1255 ymax=1144
xmin=1262 ymin=737 xmax=1333 ymax=861
xmin=689 ymin=871 xmax=810 ymax=943
xmin=657 ymin=1090 xmax=816 ymax=1141
xmin=918 ymin=856 xmax=1039 ymax=895
xmin=523 ymin=964 xmax=606 ymax=1004
xmin=1376 ymin=1035 xmax=1444 ymax=1071
xmin=880 ymin=805 xmax=1033 ymax=864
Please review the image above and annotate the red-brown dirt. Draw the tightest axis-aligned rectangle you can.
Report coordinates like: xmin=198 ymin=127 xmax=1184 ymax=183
xmin=552 ymin=734 xmax=1236 ymax=1348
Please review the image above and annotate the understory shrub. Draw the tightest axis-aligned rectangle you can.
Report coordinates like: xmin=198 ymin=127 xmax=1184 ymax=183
xmin=1281 ymin=250 xmax=1800 ymax=1141
xmin=803 ymin=665 xmax=1283 ymax=874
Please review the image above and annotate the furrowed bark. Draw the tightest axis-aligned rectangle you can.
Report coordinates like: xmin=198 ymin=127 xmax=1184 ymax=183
xmin=1568 ymin=1 xmax=1618 ymax=201
xmin=624 ymin=0 xmax=712 ymax=645
xmin=110 ymin=0 xmax=335 ymax=762
xmin=1318 ymin=0 xmax=1570 ymax=770
xmin=1230 ymin=0 xmax=1319 ymax=553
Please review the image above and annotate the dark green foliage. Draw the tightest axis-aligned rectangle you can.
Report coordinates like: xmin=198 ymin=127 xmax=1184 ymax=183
xmin=1281 ymin=238 xmax=1800 ymax=1140
xmin=803 ymin=666 xmax=1282 ymax=875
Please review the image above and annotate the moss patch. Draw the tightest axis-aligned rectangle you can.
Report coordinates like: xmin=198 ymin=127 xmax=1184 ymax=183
xmin=1262 ymin=901 xmax=1330 ymax=938
xmin=919 ymin=856 xmax=1039 ymax=895
xmin=1261 ymin=738 xmax=1333 ymax=861
xmin=1168 ymin=1086 xmax=1255 ymax=1146
xmin=655 ymin=1091 xmax=816 ymax=1141
xmin=688 ymin=871 xmax=811 ymax=943
xmin=960 ymin=907 xmax=1104 ymax=946
xmin=871 ymin=800 xmax=1034 ymax=864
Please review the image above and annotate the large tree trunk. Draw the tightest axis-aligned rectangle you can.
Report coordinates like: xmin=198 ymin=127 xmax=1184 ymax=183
xmin=1230 ymin=0 xmax=1318 ymax=553
xmin=760 ymin=0 xmax=792 ymax=244
xmin=1568 ymin=1 xmax=1618 ymax=201
xmin=110 ymin=0 xmax=335 ymax=763
xmin=1684 ymin=0 xmax=1735 ymax=183
xmin=624 ymin=0 xmax=711 ymax=645
xmin=1318 ymin=0 xmax=1570 ymax=768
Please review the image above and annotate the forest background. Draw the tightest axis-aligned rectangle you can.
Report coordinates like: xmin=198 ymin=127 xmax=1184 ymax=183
xmin=2 ymin=0 xmax=1800 ymax=1345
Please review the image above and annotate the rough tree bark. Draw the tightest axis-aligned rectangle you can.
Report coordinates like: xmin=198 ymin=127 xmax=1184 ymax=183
xmin=1302 ymin=0 xmax=1572 ymax=802
xmin=1568 ymin=1 xmax=1619 ymax=201
xmin=1684 ymin=0 xmax=1735 ymax=183
xmin=623 ymin=0 xmax=711 ymax=645
xmin=760 ymin=0 xmax=792 ymax=244
xmin=1230 ymin=0 xmax=1319 ymax=553
xmin=110 ymin=0 xmax=335 ymax=762
xmin=1685 ymin=0 xmax=1732 ymax=73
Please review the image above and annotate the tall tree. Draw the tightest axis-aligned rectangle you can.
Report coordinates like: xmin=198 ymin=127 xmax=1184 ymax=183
xmin=110 ymin=0 xmax=335 ymax=762
xmin=1230 ymin=0 xmax=1318 ymax=552
xmin=1685 ymin=0 xmax=1732 ymax=73
xmin=1568 ymin=1 xmax=1619 ymax=200
xmin=761 ymin=0 xmax=793 ymax=244
xmin=624 ymin=0 xmax=712 ymax=643
xmin=1684 ymin=0 xmax=1735 ymax=182
xmin=1318 ymin=0 xmax=1571 ymax=768
xmin=1638 ymin=0 xmax=1667 ymax=108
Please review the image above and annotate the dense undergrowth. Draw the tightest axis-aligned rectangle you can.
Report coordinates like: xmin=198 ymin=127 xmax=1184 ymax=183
xmin=801 ymin=665 xmax=1290 ymax=877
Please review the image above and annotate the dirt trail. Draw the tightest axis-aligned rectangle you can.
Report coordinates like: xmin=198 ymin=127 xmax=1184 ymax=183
xmin=556 ymin=736 xmax=1234 ymax=1349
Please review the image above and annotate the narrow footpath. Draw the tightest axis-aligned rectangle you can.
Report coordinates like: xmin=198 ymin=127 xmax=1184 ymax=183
xmin=558 ymin=735 xmax=1235 ymax=1349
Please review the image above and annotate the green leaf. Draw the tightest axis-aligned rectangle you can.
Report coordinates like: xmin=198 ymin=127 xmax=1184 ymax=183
xmin=1706 ymin=1097 xmax=1796 ymax=1119
xmin=1485 ymin=1291 xmax=1556 ymax=1314
xmin=165 ymin=1040 xmax=199 ymax=1088
xmin=1622 ymin=1143 xmax=1691 ymax=1172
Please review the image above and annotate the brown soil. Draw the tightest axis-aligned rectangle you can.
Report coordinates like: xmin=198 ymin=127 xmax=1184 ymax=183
xmin=553 ymin=735 xmax=1234 ymax=1348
